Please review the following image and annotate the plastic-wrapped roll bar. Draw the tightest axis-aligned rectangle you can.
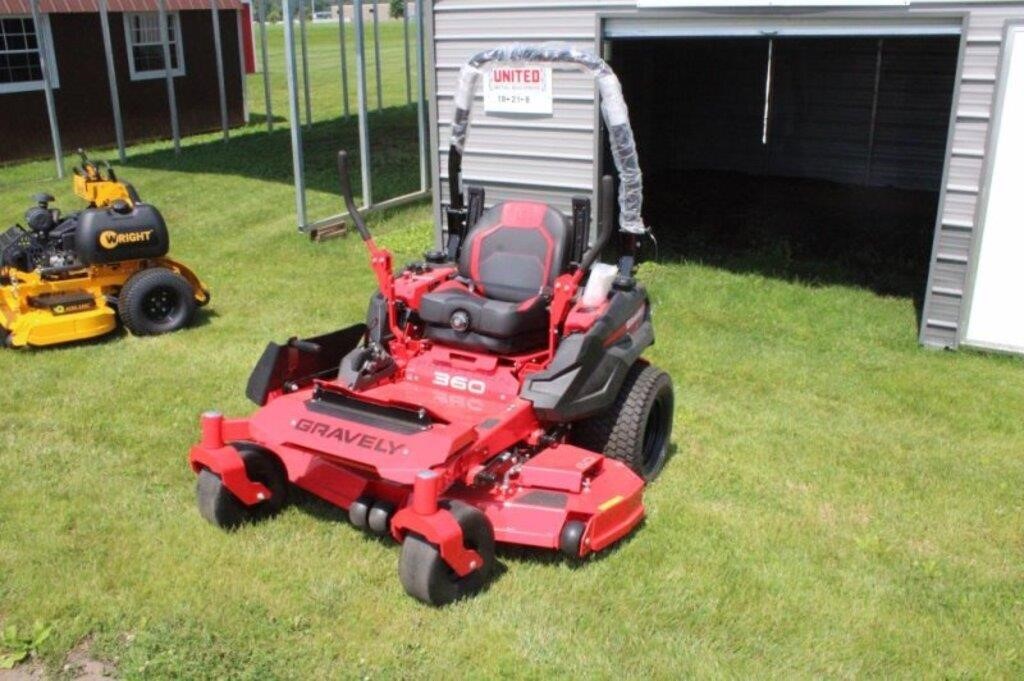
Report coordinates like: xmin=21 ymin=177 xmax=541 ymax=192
xmin=448 ymin=42 xmax=646 ymax=235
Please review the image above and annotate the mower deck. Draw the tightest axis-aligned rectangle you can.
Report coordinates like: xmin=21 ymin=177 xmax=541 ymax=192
xmin=1 ymin=258 xmax=208 ymax=348
xmin=190 ymin=342 xmax=646 ymax=555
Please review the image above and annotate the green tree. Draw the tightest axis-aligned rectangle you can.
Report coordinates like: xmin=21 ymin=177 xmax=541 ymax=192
xmin=389 ymin=0 xmax=404 ymax=19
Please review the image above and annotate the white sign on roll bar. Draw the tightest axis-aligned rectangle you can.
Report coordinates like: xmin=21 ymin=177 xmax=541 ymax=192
xmin=483 ymin=66 xmax=554 ymax=115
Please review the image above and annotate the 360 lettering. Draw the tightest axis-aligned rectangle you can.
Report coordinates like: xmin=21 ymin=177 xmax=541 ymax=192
xmin=433 ymin=371 xmax=486 ymax=395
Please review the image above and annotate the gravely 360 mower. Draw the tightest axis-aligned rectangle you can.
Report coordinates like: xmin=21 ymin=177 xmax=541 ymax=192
xmin=0 ymin=151 xmax=209 ymax=348
xmin=189 ymin=45 xmax=673 ymax=605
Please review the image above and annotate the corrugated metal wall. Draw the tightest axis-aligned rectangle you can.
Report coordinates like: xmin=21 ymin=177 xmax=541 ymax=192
xmin=430 ymin=0 xmax=632 ymax=219
xmin=612 ymin=36 xmax=958 ymax=190
xmin=427 ymin=1 xmax=1024 ymax=349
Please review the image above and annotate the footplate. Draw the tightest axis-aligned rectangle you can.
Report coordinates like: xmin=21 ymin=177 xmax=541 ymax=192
xmin=27 ymin=290 xmax=96 ymax=314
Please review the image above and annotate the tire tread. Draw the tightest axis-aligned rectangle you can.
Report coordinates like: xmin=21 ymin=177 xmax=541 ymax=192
xmin=118 ymin=267 xmax=196 ymax=336
xmin=571 ymin=362 xmax=673 ymax=480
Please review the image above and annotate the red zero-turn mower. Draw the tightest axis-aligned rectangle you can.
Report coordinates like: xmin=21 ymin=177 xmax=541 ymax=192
xmin=188 ymin=44 xmax=673 ymax=605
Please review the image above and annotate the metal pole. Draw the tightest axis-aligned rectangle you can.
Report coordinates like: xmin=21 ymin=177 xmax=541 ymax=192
xmin=866 ymin=38 xmax=884 ymax=186
xmin=158 ymin=0 xmax=181 ymax=154
xmin=29 ymin=0 xmax=63 ymax=178
xmin=354 ymin=0 xmax=373 ymax=207
xmin=403 ymin=1 xmax=411 ymax=105
xmin=282 ymin=0 xmax=307 ymax=228
xmin=236 ymin=9 xmax=249 ymax=123
xmin=299 ymin=0 xmax=312 ymax=127
xmin=210 ymin=0 xmax=229 ymax=141
xmin=338 ymin=1 xmax=349 ymax=118
xmin=258 ymin=0 xmax=273 ymax=131
xmin=372 ymin=0 xmax=382 ymax=111
xmin=98 ymin=0 xmax=125 ymax=162
xmin=415 ymin=0 xmax=428 ymax=192
xmin=761 ymin=38 xmax=773 ymax=146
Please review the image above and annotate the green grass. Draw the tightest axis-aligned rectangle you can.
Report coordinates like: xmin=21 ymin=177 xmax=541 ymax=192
xmin=2 ymin=21 xmax=1024 ymax=680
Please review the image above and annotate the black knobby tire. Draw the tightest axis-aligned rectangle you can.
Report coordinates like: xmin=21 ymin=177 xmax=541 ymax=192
xmin=118 ymin=267 xmax=196 ymax=336
xmin=398 ymin=500 xmax=495 ymax=606
xmin=570 ymin=362 xmax=674 ymax=481
xmin=196 ymin=444 xmax=288 ymax=530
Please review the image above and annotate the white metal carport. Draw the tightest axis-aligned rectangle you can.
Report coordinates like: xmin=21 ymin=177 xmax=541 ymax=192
xmin=423 ymin=0 xmax=1024 ymax=356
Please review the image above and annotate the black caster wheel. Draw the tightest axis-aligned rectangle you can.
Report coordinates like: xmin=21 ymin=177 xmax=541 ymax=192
xmin=368 ymin=500 xmax=395 ymax=536
xmin=196 ymin=444 xmax=287 ymax=530
xmin=559 ymin=520 xmax=586 ymax=558
xmin=398 ymin=501 xmax=495 ymax=606
xmin=349 ymin=495 xmax=373 ymax=530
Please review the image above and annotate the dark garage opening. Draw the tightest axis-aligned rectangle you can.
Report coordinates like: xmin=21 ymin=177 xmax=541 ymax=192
xmin=609 ymin=35 xmax=960 ymax=301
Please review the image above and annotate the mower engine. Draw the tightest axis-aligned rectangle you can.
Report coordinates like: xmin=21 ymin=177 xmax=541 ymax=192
xmin=0 ymin=194 xmax=171 ymax=275
xmin=0 ymin=195 xmax=79 ymax=273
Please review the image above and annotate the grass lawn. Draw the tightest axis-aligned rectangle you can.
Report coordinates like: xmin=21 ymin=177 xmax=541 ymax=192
xmin=2 ymin=21 xmax=1024 ymax=680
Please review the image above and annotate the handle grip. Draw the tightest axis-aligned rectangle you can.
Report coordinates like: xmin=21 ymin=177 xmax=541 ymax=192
xmin=579 ymin=175 xmax=615 ymax=272
xmin=447 ymin=145 xmax=464 ymax=210
xmin=289 ymin=338 xmax=321 ymax=354
xmin=336 ymin=150 xmax=372 ymax=241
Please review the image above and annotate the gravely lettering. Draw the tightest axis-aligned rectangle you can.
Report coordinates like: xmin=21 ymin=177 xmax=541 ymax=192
xmin=294 ymin=418 xmax=404 ymax=454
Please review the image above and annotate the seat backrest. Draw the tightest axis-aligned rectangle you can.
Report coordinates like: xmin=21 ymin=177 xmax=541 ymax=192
xmin=457 ymin=201 xmax=570 ymax=303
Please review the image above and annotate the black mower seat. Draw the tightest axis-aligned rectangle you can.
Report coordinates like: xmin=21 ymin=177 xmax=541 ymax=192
xmin=420 ymin=200 xmax=571 ymax=354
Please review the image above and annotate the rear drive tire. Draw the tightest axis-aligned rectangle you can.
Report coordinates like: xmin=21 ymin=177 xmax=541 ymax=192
xmin=118 ymin=267 xmax=196 ymax=336
xmin=570 ymin=362 xmax=674 ymax=482
xmin=196 ymin=444 xmax=288 ymax=530
xmin=398 ymin=501 xmax=495 ymax=606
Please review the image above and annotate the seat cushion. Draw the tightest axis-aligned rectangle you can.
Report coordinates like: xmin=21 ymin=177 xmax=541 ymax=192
xmin=424 ymin=325 xmax=548 ymax=355
xmin=416 ymin=200 xmax=568 ymax=354
xmin=458 ymin=201 xmax=569 ymax=303
xmin=420 ymin=287 xmax=549 ymax=339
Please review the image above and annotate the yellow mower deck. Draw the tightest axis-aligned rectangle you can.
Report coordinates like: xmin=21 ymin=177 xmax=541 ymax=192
xmin=0 ymin=258 xmax=209 ymax=348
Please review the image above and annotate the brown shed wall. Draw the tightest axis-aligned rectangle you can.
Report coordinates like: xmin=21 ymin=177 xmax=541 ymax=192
xmin=0 ymin=9 xmax=243 ymax=163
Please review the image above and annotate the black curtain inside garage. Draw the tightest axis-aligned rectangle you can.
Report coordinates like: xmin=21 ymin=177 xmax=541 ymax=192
xmin=610 ymin=35 xmax=959 ymax=299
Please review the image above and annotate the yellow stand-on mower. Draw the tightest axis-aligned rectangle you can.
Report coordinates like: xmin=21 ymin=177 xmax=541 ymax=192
xmin=0 ymin=151 xmax=209 ymax=348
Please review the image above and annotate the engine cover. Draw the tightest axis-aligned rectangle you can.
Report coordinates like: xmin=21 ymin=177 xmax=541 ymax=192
xmin=74 ymin=204 xmax=169 ymax=265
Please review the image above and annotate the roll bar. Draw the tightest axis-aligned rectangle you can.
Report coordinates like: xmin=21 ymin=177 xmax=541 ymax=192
xmin=447 ymin=43 xmax=645 ymax=235
xmin=579 ymin=175 xmax=615 ymax=272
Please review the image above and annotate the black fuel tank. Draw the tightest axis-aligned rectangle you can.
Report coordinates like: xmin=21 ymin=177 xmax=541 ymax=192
xmin=74 ymin=204 xmax=170 ymax=265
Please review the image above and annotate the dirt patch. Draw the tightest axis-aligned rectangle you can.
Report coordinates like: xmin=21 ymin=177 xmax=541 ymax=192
xmin=0 ymin=639 xmax=115 ymax=681
xmin=0 ymin=659 xmax=45 ymax=680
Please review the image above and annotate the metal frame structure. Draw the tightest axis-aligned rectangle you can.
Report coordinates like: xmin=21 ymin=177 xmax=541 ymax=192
xmin=594 ymin=8 xmax=973 ymax=351
xmin=29 ymin=0 xmax=63 ymax=177
xmin=157 ymin=0 xmax=181 ymax=154
xmin=23 ymin=0 xmax=432 ymax=235
xmin=284 ymin=0 xmax=433 ymax=234
xmin=211 ymin=0 xmax=230 ymax=142
xmin=98 ymin=0 xmax=126 ymax=162
xmin=257 ymin=0 xmax=273 ymax=131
